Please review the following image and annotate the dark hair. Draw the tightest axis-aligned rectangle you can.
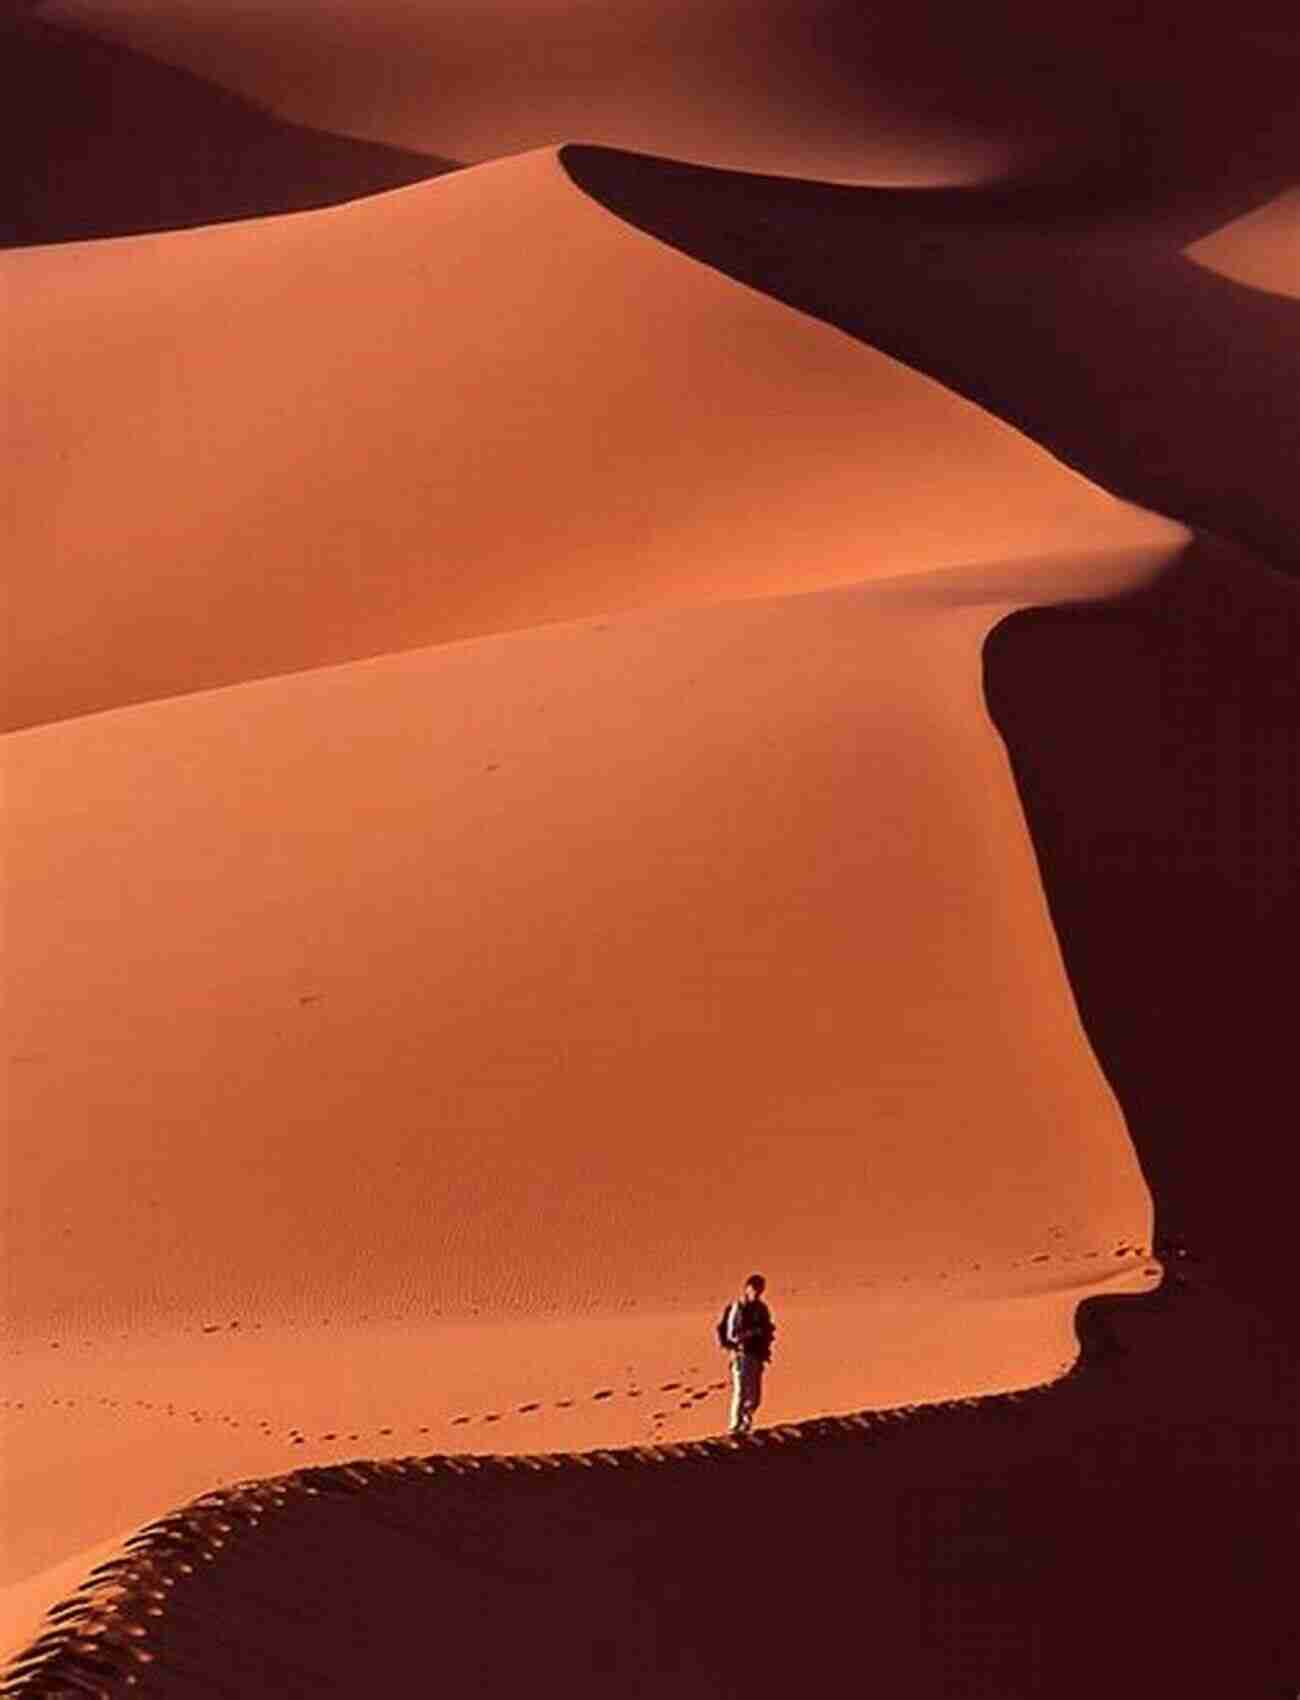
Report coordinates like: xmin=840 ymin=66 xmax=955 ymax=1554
xmin=746 ymin=1273 xmax=766 ymax=1294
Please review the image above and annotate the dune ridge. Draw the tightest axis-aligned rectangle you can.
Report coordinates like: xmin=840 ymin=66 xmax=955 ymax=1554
xmin=5 ymin=147 xmax=1178 ymax=733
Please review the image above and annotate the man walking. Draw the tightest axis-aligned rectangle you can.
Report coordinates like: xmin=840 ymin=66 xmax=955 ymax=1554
xmin=717 ymin=1273 xmax=776 ymax=1436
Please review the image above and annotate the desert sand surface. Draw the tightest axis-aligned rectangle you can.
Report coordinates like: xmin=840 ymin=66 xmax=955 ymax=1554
xmin=7 ymin=7 xmax=1299 ymax=1696
xmin=5 ymin=132 xmax=1189 ymax=1663
xmin=5 ymin=539 xmax=1175 ymax=1594
xmin=1186 ymin=187 xmax=1300 ymax=301
xmin=6 ymin=147 xmax=1178 ymax=732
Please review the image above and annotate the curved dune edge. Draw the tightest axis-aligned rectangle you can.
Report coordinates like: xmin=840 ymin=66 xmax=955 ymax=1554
xmin=0 ymin=1350 xmax=1110 ymax=1692
xmin=7 ymin=145 xmax=1182 ymax=732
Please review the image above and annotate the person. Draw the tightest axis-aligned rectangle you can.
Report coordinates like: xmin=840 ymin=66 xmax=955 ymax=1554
xmin=716 ymin=1273 xmax=775 ymax=1436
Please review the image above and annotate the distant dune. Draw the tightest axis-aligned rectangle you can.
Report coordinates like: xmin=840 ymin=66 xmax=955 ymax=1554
xmin=38 ymin=0 xmax=1300 ymax=195
xmin=1 ymin=13 xmax=452 ymax=247
xmin=33 ymin=0 xmax=1118 ymax=185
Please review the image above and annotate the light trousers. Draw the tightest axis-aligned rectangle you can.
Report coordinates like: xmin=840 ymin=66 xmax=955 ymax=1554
xmin=729 ymin=1351 xmax=764 ymax=1433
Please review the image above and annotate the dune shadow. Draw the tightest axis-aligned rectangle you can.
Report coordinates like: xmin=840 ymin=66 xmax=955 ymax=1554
xmin=560 ymin=143 xmax=1300 ymax=575
xmin=984 ymin=534 xmax=1300 ymax=1333
xmin=3 ymin=14 xmax=455 ymax=248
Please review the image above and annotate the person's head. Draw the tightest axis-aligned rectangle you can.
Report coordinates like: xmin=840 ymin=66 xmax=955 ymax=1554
xmin=744 ymin=1273 xmax=766 ymax=1301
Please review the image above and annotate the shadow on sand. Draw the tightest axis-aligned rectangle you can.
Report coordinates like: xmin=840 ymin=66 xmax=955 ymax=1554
xmin=4 ymin=13 xmax=454 ymax=247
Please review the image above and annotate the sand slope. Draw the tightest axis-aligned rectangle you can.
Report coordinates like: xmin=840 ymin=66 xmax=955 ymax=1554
xmin=38 ymin=0 xmax=1036 ymax=185
xmin=4 ymin=565 xmax=1177 ymax=1594
xmin=1186 ymin=186 xmax=1300 ymax=301
xmin=7 ymin=147 xmax=1174 ymax=732
xmin=5 ymin=120 xmax=1188 ymax=1667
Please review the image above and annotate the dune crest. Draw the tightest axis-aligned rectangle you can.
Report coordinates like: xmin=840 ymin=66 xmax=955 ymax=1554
xmin=40 ymin=0 xmax=1028 ymax=185
xmin=7 ymin=147 xmax=1179 ymax=732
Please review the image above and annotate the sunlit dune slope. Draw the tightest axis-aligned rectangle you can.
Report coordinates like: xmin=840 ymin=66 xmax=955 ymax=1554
xmin=8 ymin=147 xmax=1178 ymax=732
xmin=5 ymin=543 xmax=1178 ymax=1592
xmin=7 ymin=553 xmax=1183 ymax=1345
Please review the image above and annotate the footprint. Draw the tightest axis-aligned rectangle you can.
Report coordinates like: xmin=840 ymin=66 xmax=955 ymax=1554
xmin=592 ymin=1389 xmax=614 ymax=1401
xmin=1032 ymin=1254 xmax=1051 ymax=1263
xmin=517 ymin=1403 xmax=540 ymax=1414
xmin=659 ymin=1382 xmax=681 ymax=1392
xmin=482 ymin=1413 xmax=501 ymax=1424
xmin=554 ymin=1399 xmax=574 ymax=1409
xmin=321 ymin=1433 xmax=338 ymax=1441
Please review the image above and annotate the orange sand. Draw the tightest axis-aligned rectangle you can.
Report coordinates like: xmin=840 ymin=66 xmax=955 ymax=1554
xmin=7 ymin=149 xmax=1178 ymax=732
xmin=1186 ymin=186 xmax=1300 ymax=300
xmin=4 ymin=144 xmax=1186 ymax=1660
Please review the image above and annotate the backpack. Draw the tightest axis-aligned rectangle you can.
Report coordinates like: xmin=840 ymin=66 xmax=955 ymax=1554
xmin=715 ymin=1302 xmax=735 ymax=1349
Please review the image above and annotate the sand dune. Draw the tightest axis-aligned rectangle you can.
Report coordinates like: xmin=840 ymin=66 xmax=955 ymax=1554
xmin=38 ymin=0 xmax=1300 ymax=201
xmin=38 ymin=0 xmax=1037 ymax=184
xmin=6 ymin=355 xmax=1180 ymax=1617
xmin=562 ymin=146 xmax=1300 ymax=577
xmin=6 ymin=147 xmax=1177 ymax=732
xmin=5 ymin=558 xmax=1176 ymax=1563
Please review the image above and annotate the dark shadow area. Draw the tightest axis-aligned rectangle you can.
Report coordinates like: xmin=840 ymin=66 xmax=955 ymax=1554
xmin=2 ymin=13 xmax=456 ymax=247
xmin=985 ymin=535 xmax=1300 ymax=1338
xmin=561 ymin=146 xmax=1300 ymax=576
